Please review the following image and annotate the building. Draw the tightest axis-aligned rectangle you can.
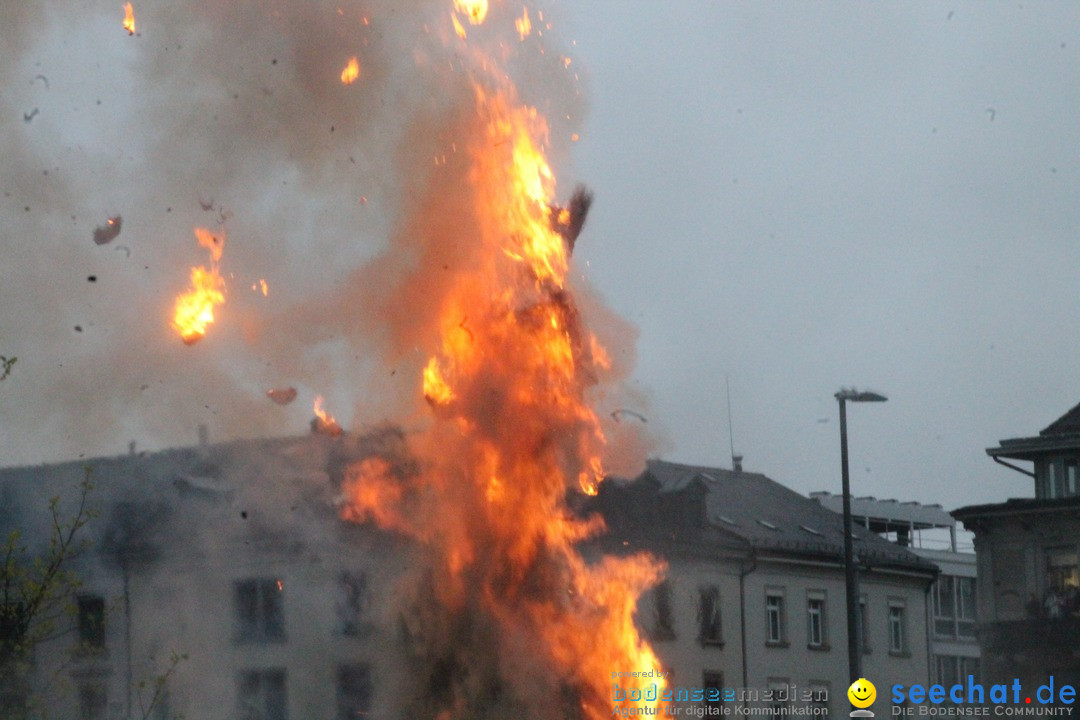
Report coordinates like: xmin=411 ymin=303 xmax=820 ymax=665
xmin=953 ymin=401 xmax=1080 ymax=688
xmin=0 ymin=430 xmax=413 ymax=720
xmin=591 ymin=459 xmax=938 ymax=715
xmin=2 ymin=439 xmax=937 ymax=720
xmin=810 ymin=492 xmax=979 ymax=684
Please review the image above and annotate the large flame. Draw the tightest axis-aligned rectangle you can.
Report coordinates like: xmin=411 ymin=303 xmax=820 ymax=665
xmin=122 ymin=2 xmax=135 ymax=35
xmin=339 ymin=7 xmax=666 ymax=716
xmin=171 ymin=228 xmax=225 ymax=345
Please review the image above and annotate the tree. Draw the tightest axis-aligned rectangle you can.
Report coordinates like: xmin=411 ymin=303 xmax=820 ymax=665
xmin=0 ymin=471 xmax=96 ymax=720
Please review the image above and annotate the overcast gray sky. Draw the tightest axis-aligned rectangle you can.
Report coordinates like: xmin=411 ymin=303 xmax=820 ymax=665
xmin=2 ymin=1 xmax=1079 ymax=514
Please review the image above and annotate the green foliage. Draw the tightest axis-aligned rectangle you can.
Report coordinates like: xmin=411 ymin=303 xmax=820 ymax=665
xmin=1 ymin=469 xmax=97 ymax=720
xmin=137 ymin=651 xmax=189 ymax=720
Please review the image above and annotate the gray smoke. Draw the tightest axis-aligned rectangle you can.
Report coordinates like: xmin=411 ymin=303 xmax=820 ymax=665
xmin=0 ymin=0 xmax=599 ymax=464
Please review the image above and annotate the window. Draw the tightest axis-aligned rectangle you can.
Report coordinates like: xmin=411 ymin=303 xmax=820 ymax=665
xmin=235 ymin=579 xmax=285 ymax=643
xmin=934 ymin=576 xmax=977 ymax=638
xmin=859 ymin=597 xmax=871 ymax=653
xmin=806 ymin=592 xmax=826 ymax=649
xmin=77 ymin=595 xmax=105 ymax=649
xmin=767 ymin=679 xmax=790 ymax=720
xmin=1046 ymin=461 xmax=1059 ymax=499
xmin=702 ymin=671 xmax=724 ymax=710
xmin=935 ymin=655 xmax=959 ymax=686
xmin=1068 ymin=461 xmax=1078 ymax=497
xmin=1 ymin=602 xmax=23 ymax=645
xmin=652 ymin=581 xmax=675 ymax=640
xmin=237 ymin=669 xmax=287 ymax=720
xmin=79 ymin=684 xmax=107 ymax=720
xmin=1046 ymin=548 xmax=1079 ymax=593
xmin=935 ymin=655 xmax=980 ymax=684
xmin=808 ymin=683 xmax=829 ymax=716
xmin=888 ymin=604 xmax=906 ymax=654
xmin=765 ymin=590 xmax=785 ymax=644
xmin=698 ymin=586 xmax=722 ymax=644
xmin=933 ymin=576 xmax=954 ymax=637
xmin=336 ymin=665 xmax=372 ymax=720
xmin=956 ymin=577 xmax=976 ymax=637
xmin=336 ymin=572 xmax=371 ymax=637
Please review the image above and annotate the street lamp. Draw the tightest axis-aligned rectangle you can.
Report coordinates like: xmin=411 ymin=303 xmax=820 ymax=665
xmin=835 ymin=387 xmax=887 ymax=684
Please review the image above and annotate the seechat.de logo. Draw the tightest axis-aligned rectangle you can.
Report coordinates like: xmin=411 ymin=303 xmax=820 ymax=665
xmin=849 ymin=678 xmax=877 ymax=718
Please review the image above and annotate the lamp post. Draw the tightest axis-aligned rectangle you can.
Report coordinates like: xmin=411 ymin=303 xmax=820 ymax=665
xmin=835 ymin=388 xmax=887 ymax=684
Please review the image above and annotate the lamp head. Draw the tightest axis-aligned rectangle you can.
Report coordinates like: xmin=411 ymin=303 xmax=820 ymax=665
xmin=835 ymin=388 xmax=887 ymax=403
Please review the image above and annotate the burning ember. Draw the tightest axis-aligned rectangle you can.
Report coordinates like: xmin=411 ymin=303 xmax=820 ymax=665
xmin=453 ymin=0 xmax=488 ymax=25
xmin=311 ymin=395 xmax=342 ymax=436
xmin=337 ymin=7 xmax=666 ymax=716
xmin=340 ymin=56 xmax=360 ymax=85
xmin=171 ymin=227 xmax=225 ymax=345
xmin=515 ymin=8 xmax=532 ymax=40
xmin=122 ymin=2 xmax=135 ymax=35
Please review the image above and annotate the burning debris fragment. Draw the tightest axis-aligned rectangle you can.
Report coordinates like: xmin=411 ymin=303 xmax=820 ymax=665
xmin=340 ymin=57 xmax=360 ymax=85
xmin=550 ymin=185 xmax=594 ymax=254
xmin=92 ymin=215 xmax=122 ymax=245
xmin=171 ymin=228 xmax=225 ymax=345
xmin=311 ymin=396 xmax=342 ymax=436
xmin=122 ymin=3 xmax=135 ymax=35
xmin=266 ymin=387 xmax=297 ymax=406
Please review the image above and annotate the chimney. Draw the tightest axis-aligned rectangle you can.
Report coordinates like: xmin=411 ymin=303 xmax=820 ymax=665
xmin=732 ymin=454 xmax=743 ymax=473
xmin=128 ymin=441 xmax=136 ymax=456
xmin=198 ymin=424 xmax=209 ymax=448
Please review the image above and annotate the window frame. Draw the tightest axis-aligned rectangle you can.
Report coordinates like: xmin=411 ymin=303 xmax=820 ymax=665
xmin=698 ymin=585 xmax=723 ymax=646
xmin=237 ymin=668 xmax=288 ymax=720
xmin=806 ymin=591 xmax=827 ymax=650
xmin=235 ymin=578 xmax=286 ymax=644
xmin=888 ymin=600 xmax=907 ymax=655
xmin=765 ymin=588 xmax=786 ymax=646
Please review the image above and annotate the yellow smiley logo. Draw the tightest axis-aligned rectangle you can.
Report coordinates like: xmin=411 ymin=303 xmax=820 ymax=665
xmin=847 ymin=678 xmax=876 ymax=708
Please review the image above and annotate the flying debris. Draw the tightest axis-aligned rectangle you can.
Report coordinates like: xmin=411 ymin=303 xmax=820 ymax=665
xmin=198 ymin=196 xmax=215 ymax=211
xmin=93 ymin=216 xmax=123 ymax=245
xmin=32 ymin=74 xmax=49 ymax=89
xmin=266 ymin=387 xmax=297 ymax=406
xmin=986 ymin=108 xmax=996 ymax=121
xmin=23 ymin=108 xmax=38 ymax=123
xmin=550 ymin=185 xmax=593 ymax=255
xmin=115 ymin=244 xmax=131 ymax=258
xmin=341 ymin=57 xmax=360 ymax=85
xmin=0 ymin=356 xmax=15 ymax=382
xmin=122 ymin=3 xmax=135 ymax=35
xmin=171 ymin=228 xmax=226 ymax=345
xmin=610 ymin=408 xmax=648 ymax=424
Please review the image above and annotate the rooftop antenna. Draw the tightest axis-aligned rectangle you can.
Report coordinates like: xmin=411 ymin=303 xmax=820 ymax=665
xmin=726 ymin=375 xmax=741 ymax=472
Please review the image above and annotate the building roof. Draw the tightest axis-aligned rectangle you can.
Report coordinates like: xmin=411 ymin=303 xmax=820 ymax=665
xmin=987 ymin=400 xmax=1080 ymax=460
xmin=596 ymin=459 xmax=936 ymax=574
xmin=952 ymin=495 xmax=1080 ymax=524
xmin=1041 ymin=400 xmax=1080 ymax=436
xmin=809 ymin=491 xmax=955 ymax=531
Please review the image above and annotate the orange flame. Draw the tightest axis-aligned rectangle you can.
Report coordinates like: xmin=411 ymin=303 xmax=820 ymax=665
xmin=453 ymin=0 xmax=487 ymax=25
xmin=122 ymin=3 xmax=135 ymax=35
xmin=341 ymin=80 xmax=666 ymax=718
xmin=171 ymin=228 xmax=225 ymax=345
xmin=515 ymin=7 xmax=531 ymax=39
xmin=340 ymin=56 xmax=360 ymax=85
xmin=312 ymin=395 xmax=343 ymax=436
